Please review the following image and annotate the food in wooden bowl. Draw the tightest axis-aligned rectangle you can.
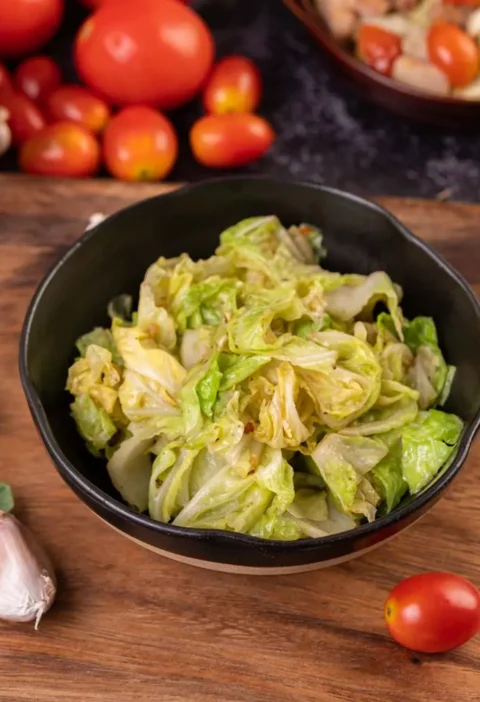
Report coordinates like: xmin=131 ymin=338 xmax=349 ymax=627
xmin=317 ymin=0 xmax=480 ymax=98
xmin=20 ymin=178 xmax=480 ymax=573
xmin=284 ymin=0 xmax=480 ymax=126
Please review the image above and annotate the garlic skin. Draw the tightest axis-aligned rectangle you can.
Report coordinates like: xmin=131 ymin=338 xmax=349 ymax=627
xmin=0 ymin=512 xmax=56 ymax=629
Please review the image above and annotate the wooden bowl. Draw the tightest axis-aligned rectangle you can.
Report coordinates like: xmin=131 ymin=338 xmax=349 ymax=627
xmin=283 ymin=0 xmax=480 ymax=128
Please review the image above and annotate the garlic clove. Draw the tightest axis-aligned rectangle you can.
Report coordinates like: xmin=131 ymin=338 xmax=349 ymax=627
xmin=0 ymin=512 xmax=56 ymax=629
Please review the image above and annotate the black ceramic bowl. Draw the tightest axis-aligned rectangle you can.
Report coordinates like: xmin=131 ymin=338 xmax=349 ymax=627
xmin=20 ymin=178 xmax=480 ymax=574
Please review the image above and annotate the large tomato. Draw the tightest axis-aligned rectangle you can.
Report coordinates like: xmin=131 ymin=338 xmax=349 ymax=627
xmin=75 ymin=0 xmax=214 ymax=108
xmin=385 ymin=572 xmax=480 ymax=653
xmin=103 ymin=106 xmax=178 ymax=180
xmin=190 ymin=113 xmax=275 ymax=168
xmin=20 ymin=122 xmax=100 ymax=177
xmin=0 ymin=0 xmax=64 ymax=60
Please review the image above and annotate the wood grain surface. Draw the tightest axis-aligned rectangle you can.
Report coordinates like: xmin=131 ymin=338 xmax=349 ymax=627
xmin=0 ymin=174 xmax=479 ymax=702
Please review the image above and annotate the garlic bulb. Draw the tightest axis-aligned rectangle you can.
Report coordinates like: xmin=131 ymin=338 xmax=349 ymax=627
xmin=0 ymin=108 xmax=11 ymax=158
xmin=0 ymin=512 xmax=56 ymax=629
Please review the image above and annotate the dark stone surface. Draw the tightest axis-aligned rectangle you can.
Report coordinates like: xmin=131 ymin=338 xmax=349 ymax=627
xmin=3 ymin=0 xmax=480 ymax=201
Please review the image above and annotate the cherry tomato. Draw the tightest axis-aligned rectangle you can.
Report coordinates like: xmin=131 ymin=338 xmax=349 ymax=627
xmin=75 ymin=0 xmax=214 ymax=108
xmin=80 ymin=0 xmax=190 ymax=6
xmin=357 ymin=25 xmax=402 ymax=77
xmin=385 ymin=572 xmax=480 ymax=653
xmin=46 ymin=85 xmax=110 ymax=134
xmin=0 ymin=0 xmax=64 ymax=60
xmin=15 ymin=56 xmax=61 ymax=104
xmin=20 ymin=122 xmax=100 ymax=177
xmin=190 ymin=113 xmax=275 ymax=168
xmin=0 ymin=63 xmax=13 ymax=98
xmin=203 ymin=56 xmax=262 ymax=114
xmin=0 ymin=91 xmax=46 ymax=147
xmin=103 ymin=106 xmax=178 ymax=181
xmin=428 ymin=23 xmax=479 ymax=88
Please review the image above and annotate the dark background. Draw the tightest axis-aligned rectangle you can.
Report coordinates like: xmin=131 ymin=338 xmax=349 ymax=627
xmin=2 ymin=0 xmax=480 ymax=201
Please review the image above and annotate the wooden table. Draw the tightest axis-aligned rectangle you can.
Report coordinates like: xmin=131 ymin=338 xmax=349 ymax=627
xmin=0 ymin=175 xmax=479 ymax=702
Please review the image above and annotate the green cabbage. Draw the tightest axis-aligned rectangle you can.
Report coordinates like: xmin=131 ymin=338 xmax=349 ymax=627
xmin=67 ymin=215 xmax=462 ymax=540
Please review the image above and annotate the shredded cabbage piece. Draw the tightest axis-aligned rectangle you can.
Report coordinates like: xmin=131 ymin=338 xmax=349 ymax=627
xmin=67 ymin=216 xmax=463 ymax=537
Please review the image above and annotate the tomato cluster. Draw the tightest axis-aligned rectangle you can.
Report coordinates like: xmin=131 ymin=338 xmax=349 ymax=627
xmin=0 ymin=0 xmax=275 ymax=179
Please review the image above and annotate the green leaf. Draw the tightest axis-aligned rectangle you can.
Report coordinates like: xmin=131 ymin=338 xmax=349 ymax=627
xmin=71 ymin=395 xmax=117 ymax=455
xmin=0 ymin=483 xmax=14 ymax=512
xmin=401 ymin=409 xmax=463 ymax=494
xmin=196 ymin=356 xmax=222 ymax=418
xmin=370 ymin=441 xmax=408 ymax=514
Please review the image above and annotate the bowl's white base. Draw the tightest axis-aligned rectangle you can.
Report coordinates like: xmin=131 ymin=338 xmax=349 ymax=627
xmin=97 ymin=513 xmax=404 ymax=574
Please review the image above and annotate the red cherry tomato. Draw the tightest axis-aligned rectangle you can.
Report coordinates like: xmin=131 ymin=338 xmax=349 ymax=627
xmin=80 ymin=0 xmax=190 ymax=6
xmin=357 ymin=24 xmax=402 ymax=76
xmin=190 ymin=113 xmax=275 ymax=168
xmin=203 ymin=55 xmax=262 ymax=114
xmin=20 ymin=122 xmax=100 ymax=177
xmin=385 ymin=572 xmax=480 ymax=653
xmin=75 ymin=0 xmax=214 ymax=108
xmin=428 ymin=23 xmax=479 ymax=88
xmin=0 ymin=0 xmax=64 ymax=60
xmin=15 ymin=56 xmax=62 ymax=104
xmin=0 ymin=91 xmax=46 ymax=147
xmin=0 ymin=63 xmax=13 ymax=98
xmin=103 ymin=106 xmax=178 ymax=181
xmin=46 ymin=85 xmax=110 ymax=134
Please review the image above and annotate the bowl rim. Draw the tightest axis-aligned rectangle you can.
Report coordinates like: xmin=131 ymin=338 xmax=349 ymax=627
xmin=284 ymin=0 xmax=480 ymax=109
xmin=19 ymin=176 xmax=480 ymax=552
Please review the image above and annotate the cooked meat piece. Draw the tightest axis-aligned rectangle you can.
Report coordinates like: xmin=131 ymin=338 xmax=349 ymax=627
xmin=391 ymin=55 xmax=450 ymax=95
xmin=356 ymin=0 xmax=389 ymax=17
xmin=391 ymin=0 xmax=417 ymax=9
xmin=402 ymin=24 xmax=428 ymax=61
xmin=313 ymin=0 xmax=357 ymax=40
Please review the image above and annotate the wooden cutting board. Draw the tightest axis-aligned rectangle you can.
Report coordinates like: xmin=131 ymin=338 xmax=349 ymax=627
xmin=0 ymin=174 xmax=479 ymax=702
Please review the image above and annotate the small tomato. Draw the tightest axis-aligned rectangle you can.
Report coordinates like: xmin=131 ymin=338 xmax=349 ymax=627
xmin=20 ymin=122 xmax=100 ymax=177
xmin=428 ymin=23 xmax=479 ymax=88
xmin=15 ymin=56 xmax=62 ymax=104
xmin=385 ymin=572 xmax=480 ymax=653
xmin=357 ymin=24 xmax=402 ymax=76
xmin=103 ymin=106 xmax=178 ymax=181
xmin=203 ymin=55 xmax=262 ymax=114
xmin=190 ymin=113 xmax=275 ymax=168
xmin=0 ymin=91 xmax=46 ymax=147
xmin=46 ymin=85 xmax=110 ymax=134
xmin=0 ymin=63 xmax=13 ymax=98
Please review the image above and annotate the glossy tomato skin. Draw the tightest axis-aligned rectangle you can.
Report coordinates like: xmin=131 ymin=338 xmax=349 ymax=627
xmin=0 ymin=0 xmax=64 ymax=60
xmin=203 ymin=55 xmax=262 ymax=114
xmin=0 ymin=63 xmax=13 ymax=98
xmin=46 ymin=85 xmax=110 ymax=134
xmin=190 ymin=113 xmax=275 ymax=168
xmin=103 ymin=106 xmax=178 ymax=181
xmin=357 ymin=25 xmax=402 ymax=77
xmin=385 ymin=572 xmax=480 ymax=653
xmin=15 ymin=56 xmax=62 ymax=104
xmin=428 ymin=23 xmax=479 ymax=88
xmin=20 ymin=121 xmax=100 ymax=177
xmin=0 ymin=92 xmax=46 ymax=147
xmin=75 ymin=0 xmax=214 ymax=108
